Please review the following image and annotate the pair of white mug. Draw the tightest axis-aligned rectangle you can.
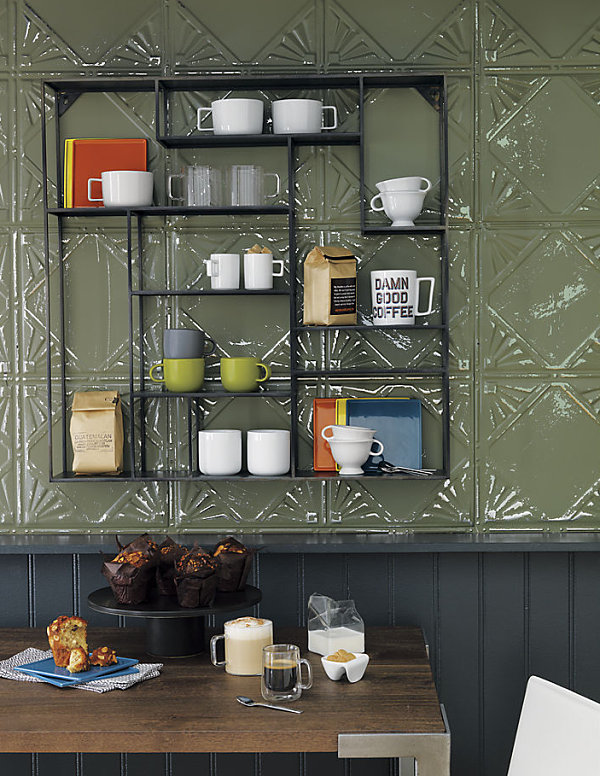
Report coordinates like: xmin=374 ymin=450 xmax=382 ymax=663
xmin=87 ymin=170 xmax=153 ymax=208
xmin=371 ymin=270 xmax=435 ymax=326
xmin=198 ymin=429 xmax=290 ymax=476
xmin=197 ymin=98 xmax=338 ymax=135
xmin=205 ymin=252 xmax=284 ymax=290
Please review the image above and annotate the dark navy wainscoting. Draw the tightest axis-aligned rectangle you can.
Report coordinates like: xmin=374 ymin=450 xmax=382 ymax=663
xmin=2 ymin=538 xmax=600 ymax=776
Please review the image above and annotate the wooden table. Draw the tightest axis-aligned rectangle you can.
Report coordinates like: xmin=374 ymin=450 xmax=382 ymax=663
xmin=0 ymin=626 xmax=450 ymax=776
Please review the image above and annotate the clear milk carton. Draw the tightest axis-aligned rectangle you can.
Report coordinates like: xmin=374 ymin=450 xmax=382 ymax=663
xmin=307 ymin=593 xmax=365 ymax=655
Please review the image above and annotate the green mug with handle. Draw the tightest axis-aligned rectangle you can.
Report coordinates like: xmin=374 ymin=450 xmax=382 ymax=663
xmin=149 ymin=357 xmax=205 ymax=392
xmin=220 ymin=357 xmax=271 ymax=393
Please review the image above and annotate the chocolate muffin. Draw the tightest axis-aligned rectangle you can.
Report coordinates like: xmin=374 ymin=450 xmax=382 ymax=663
xmin=174 ymin=544 xmax=218 ymax=608
xmin=156 ymin=536 xmax=187 ymax=597
xmin=212 ymin=536 xmax=254 ymax=592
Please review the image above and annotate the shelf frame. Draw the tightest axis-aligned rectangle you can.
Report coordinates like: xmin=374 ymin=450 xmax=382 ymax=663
xmin=42 ymin=73 xmax=450 ymax=483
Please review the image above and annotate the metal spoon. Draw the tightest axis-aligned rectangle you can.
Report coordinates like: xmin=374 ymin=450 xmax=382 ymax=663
xmin=236 ymin=695 xmax=303 ymax=714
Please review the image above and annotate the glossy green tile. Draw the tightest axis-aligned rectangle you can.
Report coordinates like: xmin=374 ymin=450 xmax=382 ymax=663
xmin=481 ymin=74 xmax=600 ymax=221
xmin=481 ymin=0 xmax=600 ymax=66
xmin=479 ymin=378 xmax=600 ymax=528
xmin=0 ymin=78 xmax=9 ymax=224
xmin=481 ymin=227 xmax=600 ymax=371
xmin=171 ymin=480 xmax=325 ymax=530
xmin=18 ymin=0 xmax=163 ymax=72
xmin=324 ymin=0 xmax=473 ymax=69
xmin=169 ymin=0 xmax=318 ymax=72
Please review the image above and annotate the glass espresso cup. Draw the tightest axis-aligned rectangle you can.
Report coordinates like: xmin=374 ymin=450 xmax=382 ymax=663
xmin=261 ymin=643 xmax=313 ymax=702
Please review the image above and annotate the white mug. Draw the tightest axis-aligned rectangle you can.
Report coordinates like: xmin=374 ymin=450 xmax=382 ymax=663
xmin=244 ymin=253 xmax=285 ymax=290
xmin=247 ymin=429 xmax=290 ymax=476
xmin=271 ymin=99 xmax=338 ymax=134
xmin=371 ymin=270 xmax=435 ymax=326
xmin=198 ymin=429 xmax=242 ymax=476
xmin=197 ymin=98 xmax=264 ymax=135
xmin=87 ymin=170 xmax=153 ymax=207
xmin=204 ymin=253 xmax=240 ymax=290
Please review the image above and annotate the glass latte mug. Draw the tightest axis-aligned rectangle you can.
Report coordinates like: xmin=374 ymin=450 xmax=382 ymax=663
xmin=210 ymin=617 xmax=273 ymax=676
xmin=261 ymin=643 xmax=313 ymax=702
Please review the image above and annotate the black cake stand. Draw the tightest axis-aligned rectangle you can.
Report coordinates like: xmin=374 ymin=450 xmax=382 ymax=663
xmin=88 ymin=585 xmax=262 ymax=658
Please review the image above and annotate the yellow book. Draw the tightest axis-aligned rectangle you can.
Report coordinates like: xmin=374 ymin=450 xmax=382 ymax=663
xmin=63 ymin=138 xmax=74 ymax=207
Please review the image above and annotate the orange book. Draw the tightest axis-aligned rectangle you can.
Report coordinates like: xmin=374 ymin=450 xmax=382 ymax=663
xmin=69 ymin=138 xmax=147 ymax=207
xmin=313 ymin=398 xmax=338 ymax=471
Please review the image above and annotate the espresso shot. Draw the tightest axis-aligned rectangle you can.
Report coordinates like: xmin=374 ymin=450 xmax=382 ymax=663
xmin=261 ymin=644 xmax=313 ymax=703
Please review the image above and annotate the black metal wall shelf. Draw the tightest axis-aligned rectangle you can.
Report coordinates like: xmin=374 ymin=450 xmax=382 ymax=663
xmin=42 ymin=72 xmax=450 ymax=483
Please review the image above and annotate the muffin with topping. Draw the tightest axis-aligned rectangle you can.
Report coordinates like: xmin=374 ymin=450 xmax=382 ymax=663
xmin=212 ymin=536 xmax=254 ymax=592
xmin=175 ymin=544 xmax=218 ymax=608
xmin=156 ymin=536 xmax=187 ymax=597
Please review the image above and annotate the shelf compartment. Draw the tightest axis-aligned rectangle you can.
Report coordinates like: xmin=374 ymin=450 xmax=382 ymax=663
xmin=51 ymin=469 xmax=447 ymax=482
xmin=296 ymin=323 xmax=445 ymax=331
xmin=295 ymin=368 xmax=445 ymax=378
xmin=47 ymin=205 xmax=289 ymax=217
xmin=157 ymin=132 xmax=360 ymax=149
xmin=132 ymin=289 xmax=290 ymax=297
xmin=134 ymin=389 xmax=291 ymax=399
xmin=362 ymin=224 xmax=446 ymax=235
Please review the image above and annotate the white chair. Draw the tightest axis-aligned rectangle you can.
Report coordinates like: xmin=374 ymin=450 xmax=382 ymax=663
xmin=507 ymin=675 xmax=600 ymax=775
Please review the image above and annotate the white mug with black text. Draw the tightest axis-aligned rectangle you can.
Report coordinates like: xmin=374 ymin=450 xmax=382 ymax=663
xmin=371 ymin=270 xmax=435 ymax=326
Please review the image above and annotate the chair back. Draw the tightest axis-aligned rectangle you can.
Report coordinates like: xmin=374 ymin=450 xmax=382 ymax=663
xmin=507 ymin=675 xmax=600 ymax=775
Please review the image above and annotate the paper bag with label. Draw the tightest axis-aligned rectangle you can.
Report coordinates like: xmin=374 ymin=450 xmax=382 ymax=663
xmin=303 ymin=246 xmax=357 ymax=325
xmin=70 ymin=391 xmax=123 ymax=475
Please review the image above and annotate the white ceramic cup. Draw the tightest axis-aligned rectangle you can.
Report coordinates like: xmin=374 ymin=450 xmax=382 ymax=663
xmin=204 ymin=253 xmax=240 ymax=290
xmin=247 ymin=429 xmax=290 ymax=476
xmin=244 ymin=253 xmax=285 ymax=290
xmin=229 ymin=165 xmax=281 ymax=206
xmin=198 ymin=429 xmax=242 ymax=476
xmin=370 ymin=189 xmax=427 ymax=227
xmin=376 ymin=176 xmax=432 ymax=193
xmin=328 ymin=437 xmax=384 ymax=476
xmin=197 ymin=98 xmax=264 ymax=135
xmin=271 ymin=99 xmax=338 ymax=134
xmin=371 ymin=269 xmax=435 ymax=326
xmin=321 ymin=424 xmax=376 ymax=442
xmin=87 ymin=170 xmax=153 ymax=207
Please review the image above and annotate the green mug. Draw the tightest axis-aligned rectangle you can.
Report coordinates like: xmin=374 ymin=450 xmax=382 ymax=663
xmin=220 ymin=357 xmax=271 ymax=393
xmin=149 ymin=357 xmax=205 ymax=392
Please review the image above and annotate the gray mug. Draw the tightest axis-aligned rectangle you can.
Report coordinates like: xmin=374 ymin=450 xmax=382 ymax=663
xmin=163 ymin=328 xmax=216 ymax=359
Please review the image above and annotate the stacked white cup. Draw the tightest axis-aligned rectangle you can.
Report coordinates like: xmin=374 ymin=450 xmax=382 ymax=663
xmin=369 ymin=176 xmax=432 ymax=227
xmin=321 ymin=424 xmax=384 ymax=475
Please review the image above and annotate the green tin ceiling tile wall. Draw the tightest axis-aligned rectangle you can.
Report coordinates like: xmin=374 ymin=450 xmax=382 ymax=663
xmin=0 ymin=0 xmax=599 ymax=532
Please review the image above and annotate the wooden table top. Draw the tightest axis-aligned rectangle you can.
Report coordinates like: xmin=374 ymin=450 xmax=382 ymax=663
xmin=0 ymin=626 xmax=445 ymax=753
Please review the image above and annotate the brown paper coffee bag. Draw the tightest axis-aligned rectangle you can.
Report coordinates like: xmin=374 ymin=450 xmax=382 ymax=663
xmin=303 ymin=246 xmax=357 ymax=325
xmin=70 ymin=390 xmax=123 ymax=475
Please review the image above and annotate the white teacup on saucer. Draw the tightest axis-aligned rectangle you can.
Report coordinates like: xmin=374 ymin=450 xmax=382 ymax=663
xmin=376 ymin=176 xmax=431 ymax=193
xmin=328 ymin=437 xmax=384 ymax=475
xmin=321 ymin=424 xmax=376 ymax=442
xmin=370 ymin=189 xmax=427 ymax=227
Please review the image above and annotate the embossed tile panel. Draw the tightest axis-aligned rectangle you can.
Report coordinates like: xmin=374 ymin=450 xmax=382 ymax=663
xmin=480 ymin=378 xmax=600 ymax=528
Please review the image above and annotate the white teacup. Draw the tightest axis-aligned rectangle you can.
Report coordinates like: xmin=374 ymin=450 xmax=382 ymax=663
xmin=321 ymin=424 xmax=376 ymax=442
xmin=197 ymin=98 xmax=264 ymax=135
xmin=244 ymin=252 xmax=285 ymax=290
xmin=376 ymin=176 xmax=431 ymax=193
xmin=370 ymin=189 xmax=427 ymax=227
xmin=328 ymin=437 xmax=384 ymax=476
xmin=87 ymin=170 xmax=153 ymax=208
xmin=271 ymin=99 xmax=338 ymax=134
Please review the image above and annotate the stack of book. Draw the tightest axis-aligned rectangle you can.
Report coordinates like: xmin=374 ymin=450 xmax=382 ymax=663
xmin=63 ymin=138 xmax=147 ymax=207
xmin=313 ymin=397 xmax=422 ymax=472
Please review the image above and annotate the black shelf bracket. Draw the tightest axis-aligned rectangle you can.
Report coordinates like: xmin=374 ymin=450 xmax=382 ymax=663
xmin=416 ymin=85 xmax=441 ymax=112
xmin=56 ymin=90 xmax=83 ymax=117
